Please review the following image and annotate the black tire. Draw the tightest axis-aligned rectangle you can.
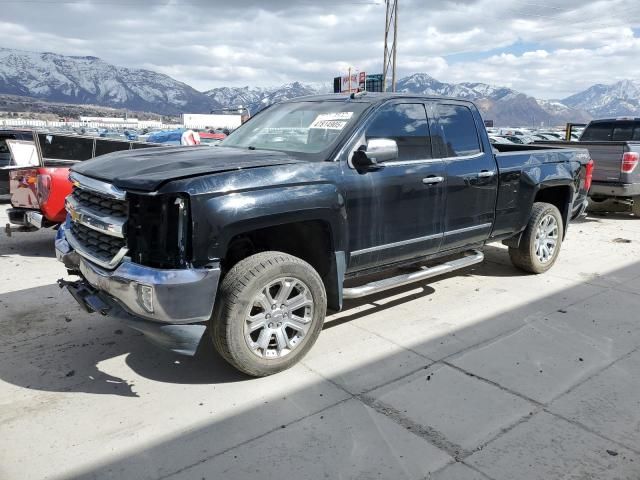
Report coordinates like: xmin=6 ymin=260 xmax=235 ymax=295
xmin=211 ymin=251 xmax=327 ymax=377
xmin=509 ymin=202 xmax=564 ymax=274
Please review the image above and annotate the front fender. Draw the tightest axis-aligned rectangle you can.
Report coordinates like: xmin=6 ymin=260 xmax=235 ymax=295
xmin=190 ymin=183 xmax=347 ymax=310
xmin=191 ymin=183 xmax=347 ymax=264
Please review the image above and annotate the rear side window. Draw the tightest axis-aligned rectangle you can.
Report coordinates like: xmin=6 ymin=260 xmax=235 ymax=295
xmin=365 ymin=103 xmax=431 ymax=161
xmin=437 ymin=104 xmax=482 ymax=157
xmin=581 ymin=121 xmax=640 ymax=141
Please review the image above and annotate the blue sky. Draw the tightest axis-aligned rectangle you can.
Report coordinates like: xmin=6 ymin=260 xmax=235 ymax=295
xmin=444 ymin=41 xmax=543 ymax=64
xmin=0 ymin=0 xmax=639 ymax=99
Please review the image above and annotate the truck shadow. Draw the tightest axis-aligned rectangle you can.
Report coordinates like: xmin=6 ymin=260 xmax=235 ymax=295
xmin=0 ymin=282 xmax=247 ymax=397
xmin=0 ymin=227 xmax=57 ymax=258
xmin=0 ymin=245 xmax=568 ymax=397
xmin=60 ymin=260 xmax=640 ymax=480
xmin=587 ymin=211 xmax=639 ymax=222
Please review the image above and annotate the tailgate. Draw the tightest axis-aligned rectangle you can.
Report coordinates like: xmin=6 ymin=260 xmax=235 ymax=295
xmin=587 ymin=143 xmax=626 ymax=182
xmin=6 ymin=139 xmax=41 ymax=208
xmin=9 ymin=168 xmax=39 ymax=209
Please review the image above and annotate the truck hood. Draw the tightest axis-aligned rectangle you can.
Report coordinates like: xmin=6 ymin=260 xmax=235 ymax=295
xmin=71 ymin=145 xmax=304 ymax=191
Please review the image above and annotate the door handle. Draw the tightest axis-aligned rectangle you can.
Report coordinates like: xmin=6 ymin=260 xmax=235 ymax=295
xmin=422 ymin=176 xmax=444 ymax=185
xmin=478 ymin=170 xmax=496 ymax=178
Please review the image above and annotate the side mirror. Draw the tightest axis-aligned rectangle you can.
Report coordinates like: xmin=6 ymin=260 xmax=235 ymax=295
xmin=352 ymin=138 xmax=398 ymax=171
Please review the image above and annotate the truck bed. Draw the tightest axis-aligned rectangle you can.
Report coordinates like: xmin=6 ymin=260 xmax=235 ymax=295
xmin=533 ymin=140 xmax=640 ymax=183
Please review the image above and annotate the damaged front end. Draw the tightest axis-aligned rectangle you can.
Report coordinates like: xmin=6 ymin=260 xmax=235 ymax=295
xmin=55 ymin=174 xmax=221 ymax=356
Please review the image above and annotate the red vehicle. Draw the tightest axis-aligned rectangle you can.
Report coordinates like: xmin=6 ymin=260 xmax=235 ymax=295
xmin=5 ymin=133 xmax=154 ymax=236
xmin=199 ymin=132 xmax=227 ymax=145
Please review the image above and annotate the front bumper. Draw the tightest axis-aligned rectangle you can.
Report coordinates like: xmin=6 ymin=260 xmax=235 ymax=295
xmin=590 ymin=182 xmax=640 ymax=198
xmin=57 ymin=279 xmax=208 ymax=356
xmin=55 ymin=221 xmax=221 ymax=355
xmin=77 ymin=257 xmax=221 ymax=324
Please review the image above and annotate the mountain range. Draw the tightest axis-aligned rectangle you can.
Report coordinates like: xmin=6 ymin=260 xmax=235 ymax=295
xmin=0 ymin=48 xmax=639 ymax=126
xmin=0 ymin=48 xmax=212 ymax=115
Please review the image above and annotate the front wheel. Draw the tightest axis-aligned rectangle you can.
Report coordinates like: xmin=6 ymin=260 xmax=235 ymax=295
xmin=211 ymin=251 xmax=327 ymax=377
xmin=509 ymin=202 xmax=564 ymax=274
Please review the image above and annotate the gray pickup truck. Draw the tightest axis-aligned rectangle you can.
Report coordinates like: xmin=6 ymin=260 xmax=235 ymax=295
xmin=545 ymin=118 xmax=640 ymax=216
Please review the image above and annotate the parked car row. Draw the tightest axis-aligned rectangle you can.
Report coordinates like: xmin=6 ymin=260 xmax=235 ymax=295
xmin=487 ymin=129 xmax=578 ymax=146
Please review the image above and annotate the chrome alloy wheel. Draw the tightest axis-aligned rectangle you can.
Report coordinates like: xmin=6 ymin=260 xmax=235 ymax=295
xmin=534 ymin=214 xmax=559 ymax=264
xmin=244 ymin=277 xmax=314 ymax=359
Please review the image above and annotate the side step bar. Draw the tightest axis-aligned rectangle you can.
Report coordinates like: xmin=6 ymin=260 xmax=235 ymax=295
xmin=343 ymin=250 xmax=484 ymax=300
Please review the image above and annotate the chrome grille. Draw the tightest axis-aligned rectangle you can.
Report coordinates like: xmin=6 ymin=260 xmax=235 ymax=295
xmin=70 ymin=222 xmax=126 ymax=263
xmin=71 ymin=186 xmax=127 ymax=218
xmin=66 ymin=173 xmax=129 ymax=269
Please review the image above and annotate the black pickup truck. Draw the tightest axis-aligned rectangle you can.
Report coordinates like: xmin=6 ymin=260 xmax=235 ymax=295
xmin=56 ymin=94 xmax=592 ymax=376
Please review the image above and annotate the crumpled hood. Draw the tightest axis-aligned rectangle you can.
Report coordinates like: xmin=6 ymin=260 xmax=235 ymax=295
xmin=71 ymin=145 xmax=303 ymax=191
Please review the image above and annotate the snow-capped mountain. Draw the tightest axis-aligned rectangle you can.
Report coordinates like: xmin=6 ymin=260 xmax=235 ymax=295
xmin=395 ymin=73 xmax=591 ymax=126
xmin=2 ymin=47 xmax=639 ymax=125
xmin=562 ymin=80 xmax=640 ymax=118
xmin=395 ymin=74 xmax=518 ymax=102
xmin=204 ymin=81 xmax=331 ymax=114
xmin=0 ymin=48 xmax=214 ymax=115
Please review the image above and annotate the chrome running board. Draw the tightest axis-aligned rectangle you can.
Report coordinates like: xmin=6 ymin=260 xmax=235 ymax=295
xmin=343 ymin=250 xmax=484 ymax=299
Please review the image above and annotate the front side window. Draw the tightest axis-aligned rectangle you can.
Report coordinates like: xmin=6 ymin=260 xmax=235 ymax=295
xmin=438 ymin=104 xmax=482 ymax=157
xmin=365 ymin=103 xmax=431 ymax=161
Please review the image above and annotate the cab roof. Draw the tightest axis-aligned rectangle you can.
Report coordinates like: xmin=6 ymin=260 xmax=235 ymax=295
xmin=282 ymin=92 xmax=474 ymax=106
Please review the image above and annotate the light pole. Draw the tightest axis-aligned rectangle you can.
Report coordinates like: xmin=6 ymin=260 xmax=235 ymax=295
xmin=382 ymin=0 xmax=399 ymax=92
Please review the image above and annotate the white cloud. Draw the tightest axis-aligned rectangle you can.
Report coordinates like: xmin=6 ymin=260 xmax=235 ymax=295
xmin=0 ymin=0 xmax=639 ymax=98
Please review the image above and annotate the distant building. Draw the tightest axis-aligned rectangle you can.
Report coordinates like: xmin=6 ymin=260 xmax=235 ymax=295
xmin=182 ymin=113 xmax=242 ymax=130
xmin=79 ymin=116 xmax=139 ymax=125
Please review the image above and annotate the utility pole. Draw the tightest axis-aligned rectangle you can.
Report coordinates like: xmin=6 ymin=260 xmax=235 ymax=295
xmin=382 ymin=0 xmax=398 ymax=92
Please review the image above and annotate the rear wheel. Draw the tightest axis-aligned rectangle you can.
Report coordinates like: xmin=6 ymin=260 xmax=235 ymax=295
xmin=211 ymin=251 xmax=327 ymax=377
xmin=509 ymin=202 xmax=564 ymax=274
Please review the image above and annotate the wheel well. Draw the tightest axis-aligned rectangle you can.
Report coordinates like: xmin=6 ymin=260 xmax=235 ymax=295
xmin=535 ymin=186 xmax=571 ymax=230
xmin=224 ymin=220 xmax=334 ymax=280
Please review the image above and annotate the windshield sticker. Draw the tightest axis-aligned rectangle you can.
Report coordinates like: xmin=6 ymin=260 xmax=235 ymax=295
xmin=309 ymin=112 xmax=354 ymax=130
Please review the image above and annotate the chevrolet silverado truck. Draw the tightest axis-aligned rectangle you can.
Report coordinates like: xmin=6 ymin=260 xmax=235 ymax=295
xmin=56 ymin=93 xmax=592 ymax=377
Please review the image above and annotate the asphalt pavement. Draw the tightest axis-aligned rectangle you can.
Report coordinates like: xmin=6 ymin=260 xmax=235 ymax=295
xmin=1 ymin=203 xmax=639 ymax=479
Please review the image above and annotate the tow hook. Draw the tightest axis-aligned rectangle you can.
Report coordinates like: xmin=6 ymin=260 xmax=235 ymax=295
xmin=57 ymin=279 xmax=111 ymax=315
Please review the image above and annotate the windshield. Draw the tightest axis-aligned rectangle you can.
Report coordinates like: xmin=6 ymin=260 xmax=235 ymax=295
xmin=219 ymin=101 xmax=369 ymax=159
